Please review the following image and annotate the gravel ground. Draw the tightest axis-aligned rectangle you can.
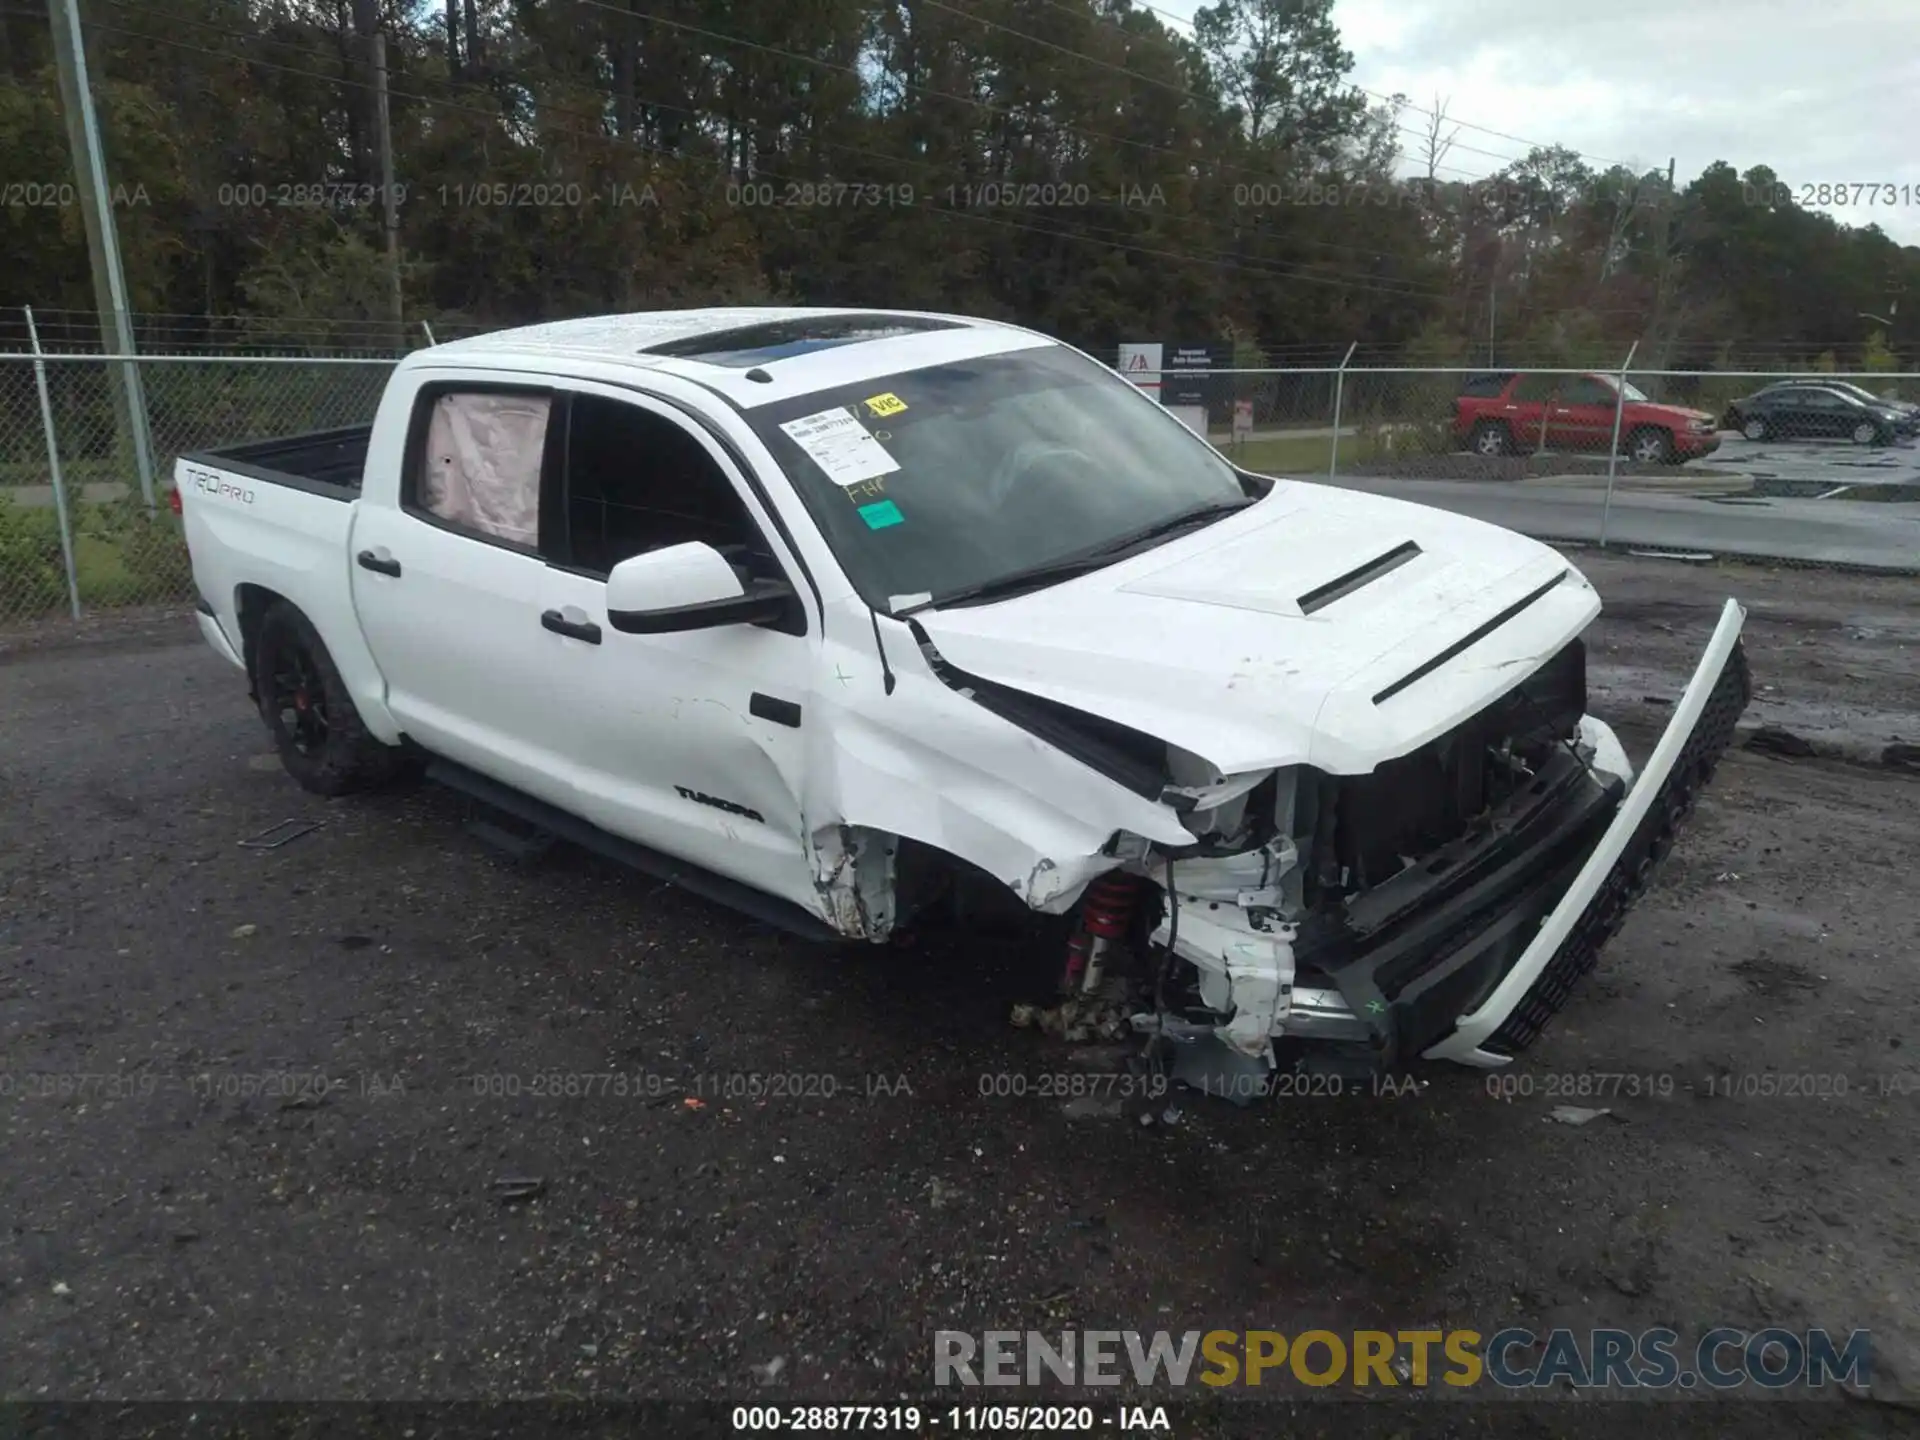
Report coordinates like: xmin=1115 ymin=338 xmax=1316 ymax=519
xmin=2 ymin=556 xmax=1918 ymax=1437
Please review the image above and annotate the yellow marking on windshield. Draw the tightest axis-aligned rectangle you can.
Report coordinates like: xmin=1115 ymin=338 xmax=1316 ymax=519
xmin=864 ymin=392 xmax=908 ymax=418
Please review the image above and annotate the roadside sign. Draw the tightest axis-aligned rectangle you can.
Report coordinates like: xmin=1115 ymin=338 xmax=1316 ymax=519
xmin=1117 ymin=343 xmax=1162 ymax=393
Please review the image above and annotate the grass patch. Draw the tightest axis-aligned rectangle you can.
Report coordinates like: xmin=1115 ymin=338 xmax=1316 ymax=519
xmin=1219 ymin=435 xmax=1337 ymax=474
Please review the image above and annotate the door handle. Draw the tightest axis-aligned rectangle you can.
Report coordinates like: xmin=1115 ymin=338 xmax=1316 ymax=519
xmin=357 ymin=549 xmax=401 ymax=577
xmin=541 ymin=609 xmax=602 ymax=644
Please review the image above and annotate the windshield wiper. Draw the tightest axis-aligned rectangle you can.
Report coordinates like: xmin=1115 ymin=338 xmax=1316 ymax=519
xmin=906 ymin=496 xmax=1256 ymax=613
xmin=899 ymin=551 xmax=1126 ymax=612
xmin=1081 ymin=496 xmax=1255 ymax=559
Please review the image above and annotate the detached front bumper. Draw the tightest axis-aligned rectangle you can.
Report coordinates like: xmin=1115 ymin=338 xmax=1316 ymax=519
xmin=1149 ymin=600 xmax=1750 ymax=1073
xmin=1422 ymin=598 xmax=1749 ymax=1064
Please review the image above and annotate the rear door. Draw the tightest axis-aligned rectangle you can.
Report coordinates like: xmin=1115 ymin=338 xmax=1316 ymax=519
xmin=534 ymin=383 xmax=820 ymax=910
xmin=1507 ymin=373 xmax=1559 ymax=449
xmin=348 ymin=373 xmax=577 ymax=808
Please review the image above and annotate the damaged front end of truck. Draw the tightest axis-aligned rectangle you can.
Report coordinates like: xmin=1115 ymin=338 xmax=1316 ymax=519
xmin=963 ymin=600 xmax=1752 ymax=1086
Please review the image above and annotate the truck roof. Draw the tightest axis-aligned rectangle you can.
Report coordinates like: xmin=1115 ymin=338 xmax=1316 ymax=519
xmin=415 ymin=306 xmax=1056 ymax=408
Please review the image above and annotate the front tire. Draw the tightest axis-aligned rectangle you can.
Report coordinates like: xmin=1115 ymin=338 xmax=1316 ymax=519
xmin=1850 ymin=420 xmax=1881 ymax=446
xmin=1742 ymin=416 xmax=1770 ymax=441
xmin=253 ymin=601 xmax=405 ymax=796
xmin=1627 ymin=426 xmax=1675 ymax=465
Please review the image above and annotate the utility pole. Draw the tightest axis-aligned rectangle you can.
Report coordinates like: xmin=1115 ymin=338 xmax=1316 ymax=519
xmin=48 ymin=0 xmax=156 ymax=508
xmin=371 ymin=29 xmax=404 ymax=348
xmin=1487 ymin=280 xmax=1496 ymax=367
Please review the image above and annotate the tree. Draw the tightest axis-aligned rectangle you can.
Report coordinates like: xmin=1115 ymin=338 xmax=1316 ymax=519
xmin=1190 ymin=0 xmax=1359 ymax=152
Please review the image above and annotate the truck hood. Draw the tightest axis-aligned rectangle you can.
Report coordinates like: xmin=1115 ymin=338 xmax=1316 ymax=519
xmin=1640 ymin=401 xmax=1715 ymax=425
xmin=914 ymin=482 xmax=1601 ymax=776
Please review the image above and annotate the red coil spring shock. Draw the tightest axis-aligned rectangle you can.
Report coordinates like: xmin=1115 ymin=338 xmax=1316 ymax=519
xmin=1061 ymin=872 xmax=1139 ymax=994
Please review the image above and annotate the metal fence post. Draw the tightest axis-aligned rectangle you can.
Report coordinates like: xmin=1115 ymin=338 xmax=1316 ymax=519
xmin=421 ymin=320 xmax=436 ymax=347
xmin=1327 ymin=340 xmax=1357 ymax=480
xmin=1599 ymin=340 xmax=1640 ymax=549
xmin=24 ymin=307 xmax=83 ymax=620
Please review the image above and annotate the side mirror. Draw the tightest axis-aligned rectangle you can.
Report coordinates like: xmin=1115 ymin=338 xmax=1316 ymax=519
xmin=605 ymin=541 xmax=795 ymax=635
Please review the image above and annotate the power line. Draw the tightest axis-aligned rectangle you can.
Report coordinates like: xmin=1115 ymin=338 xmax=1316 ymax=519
xmin=93 ymin=0 xmax=1464 ymax=292
xmin=81 ymin=14 xmax=1457 ymax=303
xmin=99 ymin=0 xmax=1482 ymax=275
xmin=1112 ymin=0 xmax=1635 ymax=174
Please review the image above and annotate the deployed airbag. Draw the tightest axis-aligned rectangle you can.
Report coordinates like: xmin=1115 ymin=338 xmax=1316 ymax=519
xmin=420 ymin=392 xmax=550 ymax=546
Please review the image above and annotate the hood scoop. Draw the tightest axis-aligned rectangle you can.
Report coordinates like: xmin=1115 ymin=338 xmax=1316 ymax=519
xmin=1297 ymin=541 xmax=1423 ymax=615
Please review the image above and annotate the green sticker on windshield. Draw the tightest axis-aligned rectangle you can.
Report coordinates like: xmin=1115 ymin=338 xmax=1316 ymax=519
xmin=858 ymin=499 xmax=904 ymax=530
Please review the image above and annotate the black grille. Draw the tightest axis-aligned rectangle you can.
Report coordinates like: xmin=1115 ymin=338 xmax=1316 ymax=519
xmin=1328 ymin=640 xmax=1587 ymax=892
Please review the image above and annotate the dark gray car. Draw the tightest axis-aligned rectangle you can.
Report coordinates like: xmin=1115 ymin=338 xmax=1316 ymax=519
xmin=1726 ymin=381 xmax=1918 ymax=439
xmin=1724 ymin=385 xmax=1909 ymax=445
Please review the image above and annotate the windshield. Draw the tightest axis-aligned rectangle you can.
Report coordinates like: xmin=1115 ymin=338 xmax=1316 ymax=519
xmin=1590 ymin=374 xmax=1651 ymax=403
xmin=742 ymin=346 xmax=1248 ymax=608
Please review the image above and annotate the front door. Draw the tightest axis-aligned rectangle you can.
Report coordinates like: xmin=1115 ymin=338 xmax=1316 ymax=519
xmin=533 ymin=384 xmax=820 ymax=912
xmin=1796 ymin=389 xmax=1852 ymax=439
xmin=1553 ymin=374 xmax=1621 ymax=451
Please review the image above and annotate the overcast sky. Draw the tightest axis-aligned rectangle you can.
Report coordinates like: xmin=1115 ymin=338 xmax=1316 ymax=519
xmin=1152 ymin=0 xmax=1920 ymax=249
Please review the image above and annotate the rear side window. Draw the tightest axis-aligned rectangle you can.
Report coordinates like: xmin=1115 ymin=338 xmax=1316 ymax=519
xmin=412 ymin=390 xmax=552 ymax=548
xmin=1459 ymin=372 xmax=1513 ymax=397
xmin=1512 ymin=374 xmax=1561 ymax=402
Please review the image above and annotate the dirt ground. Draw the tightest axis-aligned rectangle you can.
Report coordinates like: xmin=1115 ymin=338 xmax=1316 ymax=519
xmin=2 ymin=554 xmax=1917 ymax=1437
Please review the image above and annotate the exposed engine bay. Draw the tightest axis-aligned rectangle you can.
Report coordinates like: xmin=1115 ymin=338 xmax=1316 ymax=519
xmin=1033 ymin=639 xmax=1641 ymax=1090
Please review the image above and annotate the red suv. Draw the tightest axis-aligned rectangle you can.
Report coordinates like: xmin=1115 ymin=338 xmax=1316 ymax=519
xmin=1454 ymin=372 xmax=1721 ymax=464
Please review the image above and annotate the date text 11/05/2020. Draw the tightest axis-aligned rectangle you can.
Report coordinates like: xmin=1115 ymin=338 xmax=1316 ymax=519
xmin=730 ymin=1406 xmax=1170 ymax=1433
xmin=1484 ymin=1070 xmax=1920 ymax=1101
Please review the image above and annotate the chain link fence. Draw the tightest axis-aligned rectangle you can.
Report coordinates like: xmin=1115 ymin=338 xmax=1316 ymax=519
xmin=0 ymin=355 xmax=396 ymax=625
xmin=4 ymin=350 xmax=1917 ymax=629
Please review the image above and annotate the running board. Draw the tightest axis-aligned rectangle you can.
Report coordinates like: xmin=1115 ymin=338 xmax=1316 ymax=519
xmin=423 ymin=758 xmax=840 ymax=942
xmin=1423 ymin=597 xmax=1751 ymax=1065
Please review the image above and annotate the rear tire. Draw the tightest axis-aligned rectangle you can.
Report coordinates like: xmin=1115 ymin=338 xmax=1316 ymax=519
xmin=253 ymin=601 xmax=407 ymax=797
xmin=1468 ymin=420 xmax=1514 ymax=458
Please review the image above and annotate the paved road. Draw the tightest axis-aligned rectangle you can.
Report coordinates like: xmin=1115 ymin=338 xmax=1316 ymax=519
xmin=1325 ymin=476 xmax=1920 ymax=571
xmin=1708 ymin=434 xmax=1920 ymax=490
xmin=3 ymin=558 xmax=1919 ymax=1425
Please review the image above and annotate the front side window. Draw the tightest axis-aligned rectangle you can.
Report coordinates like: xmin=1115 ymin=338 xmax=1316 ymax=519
xmin=1588 ymin=374 xmax=1650 ymax=403
xmin=1561 ymin=377 xmax=1616 ymax=406
xmin=560 ymin=393 xmax=760 ymax=576
xmin=415 ymin=390 xmax=551 ymax=548
xmin=741 ymin=346 xmax=1249 ymax=607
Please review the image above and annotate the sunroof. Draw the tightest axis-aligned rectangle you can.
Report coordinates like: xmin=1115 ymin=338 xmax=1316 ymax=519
xmin=640 ymin=314 xmax=964 ymax=368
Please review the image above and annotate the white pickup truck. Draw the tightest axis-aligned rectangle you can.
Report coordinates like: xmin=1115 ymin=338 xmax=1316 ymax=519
xmin=178 ymin=307 xmax=1751 ymax=1083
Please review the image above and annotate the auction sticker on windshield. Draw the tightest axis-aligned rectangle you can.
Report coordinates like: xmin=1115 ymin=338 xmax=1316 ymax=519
xmin=779 ymin=407 xmax=901 ymax=487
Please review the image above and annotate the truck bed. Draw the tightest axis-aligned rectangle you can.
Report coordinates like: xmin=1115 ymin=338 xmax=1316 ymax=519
xmin=183 ymin=425 xmax=371 ymax=498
